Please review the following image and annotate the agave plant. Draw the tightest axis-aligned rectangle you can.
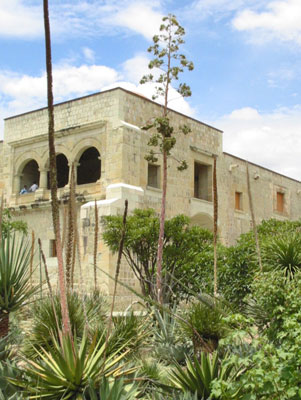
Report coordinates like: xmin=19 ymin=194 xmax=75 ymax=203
xmin=0 ymin=360 xmax=23 ymax=399
xmin=152 ymin=307 xmax=191 ymax=363
xmin=263 ymin=234 xmax=301 ymax=277
xmin=85 ymin=376 xmax=139 ymax=399
xmin=0 ymin=234 xmax=38 ymax=337
xmin=11 ymin=331 xmax=136 ymax=399
xmin=169 ymin=352 xmax=239 ymax=399
xmin=180 ymin=300 xmax=229 ymax=354
xmin=24 ymin=291 xmax=107 ymax=358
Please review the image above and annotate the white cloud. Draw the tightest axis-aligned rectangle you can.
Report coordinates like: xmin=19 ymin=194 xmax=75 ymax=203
xmin=122 ymin=53 xmax=150 ymax=84
xmin=0 ymin=64 xmax=119 ymax=103
xmin=182 ymin=0 xmax=262 ymax=21
xmin=107 ymin=2 xmax=163 ymax=40
xmin=0 ymin=0 xmax=163 ymax=40
xmin=214 ymin=105 xmax=301 ymax=180
xmin=0 ymin=0 xmax=42 ymax=38
xmin=82 ymin=47 xmax=95 ymax=63
xmin=233 ymin=0 xmax=301 ymax=45
xmin=0 ymin=63 xmax=120 ymax=138
xmin=0 ymin=56 xmax=194 ymax=139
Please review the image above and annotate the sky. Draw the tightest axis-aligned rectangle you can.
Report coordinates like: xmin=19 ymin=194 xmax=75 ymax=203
xmin=0 ymin=0 xmax=300 ymax=180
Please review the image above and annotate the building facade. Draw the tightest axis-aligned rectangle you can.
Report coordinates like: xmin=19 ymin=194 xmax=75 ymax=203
xmin=0 ymin=88 xmax=300 ymax=305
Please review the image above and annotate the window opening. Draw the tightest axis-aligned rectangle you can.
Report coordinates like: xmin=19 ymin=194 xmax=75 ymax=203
xmin=77 ymin=147 xmax=101 ymax=185
xmin=147 ymin=164 xmax=160 ymax=188
xmin=194 ymin=162 xmax=212 ymax=201
xmin=276 ymin=192 xmax=284 ymax=213
xmin=50 ymin=240 xmax=57 ymax=258
xmin=20 ymin=160 xmax=40 ymax=192
xmin=47 ymin=154 xmax=69 ymax=189
xmin=235 ymin=192 xmax=242 ymax=210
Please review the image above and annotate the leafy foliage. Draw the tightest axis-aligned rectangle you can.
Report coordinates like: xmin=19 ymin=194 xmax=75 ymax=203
xmin=219 ymin=219 xmax=301 ymax=309
xmin=102 ymin=209 xmax=213 ymax=303
xmin=85 ymin=376 xmax=140 ymax=400
xmin=1 ymin=209 xmax=27 ymax=238
xmin=140 ymin=14 xmax=194 ymax=168
xmin=12 ymin=331 xmax=136 ymax=399
xmin=0 ymin=361 xmax=23 ymax=398
xmin=180 ymin=298 xmax=230 ymax=354
xmin=0 ymin=234 xmax=38 ymax=337
xmin=102 ymin=312 xmax=150 ymax=357
xmin=169 ymin=352 xmax=238 ymax=399
xmin=263 ymin=234 xmax=301 ymax=277
xmin=212 ymin=272 xmax=301 ymax=399
xmin=152 ymin=307 xmax=191 ymax=363
xmin=24 ymin=291 xmax=107 ymax=357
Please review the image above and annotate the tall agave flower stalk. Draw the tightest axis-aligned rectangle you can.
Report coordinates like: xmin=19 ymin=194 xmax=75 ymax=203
xmin=0 ymin=194 xmax=3 ymax=245
xmin=65 ymin=164 xmax=75 ymax=289
xmin=213 ymin=156 xmax=218 ymax=297
xmin=93 ymin=199 xmax=99 ymax=291
xmin=61 ymin=204 xmax=67 ymax=250
xmin=43 ymin=0 xmax=71 ymax=337
xmin=102 ymin=200 xmax=128 ymax=372
xmin=30 ymin=230 xmax=35 ymax=287
xmin=246 ymin=162 xmax=263 ymax=272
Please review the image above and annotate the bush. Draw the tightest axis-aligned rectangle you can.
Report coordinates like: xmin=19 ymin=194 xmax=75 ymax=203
xmin=180 ymin=297 xmax=230 ymax=354
xmin=25 ymin=291 xmax=107 ymax=356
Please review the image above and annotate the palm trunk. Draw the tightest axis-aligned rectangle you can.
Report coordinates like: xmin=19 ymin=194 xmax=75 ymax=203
xmin=246 ymin=162 xmax=263 ymax=272
xmin=65 ymin=165 xmax=75 ymax=289
xmin=213 ymin=156 xmax=218 ymax=297
xmin=156 ymin=150 xmax=167 ymax=305
xmin=93 ymin=199 xmax=99 ymax=291
xmin=0 ymin=194 xmax=3 ymax=244
xmin=102 ymin=200 xmax=128 ymax=373
xmin=0 ymin=312 xmax=9 ymax=338
xmin=43 ymin=0 xmax=71 ymax=337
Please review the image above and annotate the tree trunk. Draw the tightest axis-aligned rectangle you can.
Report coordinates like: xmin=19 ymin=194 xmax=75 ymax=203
xmin=43 ymin=0 xmax=71 ymax=337
xmin=0 ymin=312 xmax=9 ymax=338
xmin=213 ymin=156 xmax=218 ymax=297
xmin=156 ymin=150 xmax=167 ymax=305
xmin=246 ymin=162 xmax=263 ymax=272
xmin=93 ymin=199 xmax=99 ymax=291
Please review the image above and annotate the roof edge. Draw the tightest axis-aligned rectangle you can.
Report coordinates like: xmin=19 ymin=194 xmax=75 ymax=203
xmin=4 ymin=87 xmax=223 ymax=133
xmin=223 ymin=152 xmax=301 ymax=184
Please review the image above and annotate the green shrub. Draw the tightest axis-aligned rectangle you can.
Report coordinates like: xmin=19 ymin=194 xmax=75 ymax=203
xmin=25 ymin=291 xmax=107 ymax=357
xmin=180 ymin=298 xmax=230 ymax=353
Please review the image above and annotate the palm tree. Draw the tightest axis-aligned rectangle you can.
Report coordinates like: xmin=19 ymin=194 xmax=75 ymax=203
xmin=43 ymin=0 xmax=71 ymax=336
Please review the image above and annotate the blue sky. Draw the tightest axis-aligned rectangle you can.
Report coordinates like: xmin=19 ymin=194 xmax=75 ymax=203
xmin=0 ymin=0 xmax=300 ymax=179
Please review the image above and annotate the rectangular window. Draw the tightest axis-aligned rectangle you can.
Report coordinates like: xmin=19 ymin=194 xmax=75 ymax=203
xmin=276 ymin=192 xmax=284 ymax=213
xmin=235 ymin=192 xmax=242 ymax=210
xmin=147 ymin=164 xmax=160 ymax=188
xmin=50 ymin=240 xmax=57 ymax=258
xmin=194 ymin=162 xmax=212 ymax=201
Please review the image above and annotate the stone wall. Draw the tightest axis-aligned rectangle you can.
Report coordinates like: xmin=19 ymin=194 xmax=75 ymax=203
xmin=0 ymin=87 xmax=301 ymax=301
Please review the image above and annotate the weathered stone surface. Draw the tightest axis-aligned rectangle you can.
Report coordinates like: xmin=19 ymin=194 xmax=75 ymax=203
xmin=0 ymin=87 xmax=300 ymax=300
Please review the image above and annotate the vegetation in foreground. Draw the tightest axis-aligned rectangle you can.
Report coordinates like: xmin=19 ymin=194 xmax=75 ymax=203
xmin=0 ymin=217 xmax=300 ymax=399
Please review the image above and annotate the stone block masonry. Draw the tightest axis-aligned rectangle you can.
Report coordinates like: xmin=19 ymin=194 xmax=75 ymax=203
xmin=0 ymin=87 xmax=301 ymax=302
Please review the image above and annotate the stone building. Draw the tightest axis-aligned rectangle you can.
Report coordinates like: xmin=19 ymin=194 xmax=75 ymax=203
xmin=0 ymin=87 xmax=300 ymax=304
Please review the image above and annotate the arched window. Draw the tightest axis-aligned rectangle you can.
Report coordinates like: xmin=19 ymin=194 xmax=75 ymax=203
xmin=20 ymin=160 xmax=40 ymax=192
xmin=47 ymin=154 xmax=69 ymax=189
xmin=77 ymin=147 xmax=101 ymax=185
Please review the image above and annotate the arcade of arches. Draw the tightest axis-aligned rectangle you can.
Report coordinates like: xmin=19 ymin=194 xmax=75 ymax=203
xmin=17 ymin=147 xmax=101 ymax=193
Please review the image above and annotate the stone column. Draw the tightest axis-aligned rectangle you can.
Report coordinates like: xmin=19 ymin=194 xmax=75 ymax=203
xmin=68 ymin=162 xmax=79 ymax=186
xmin=13 ymin=174 xmax=22 ymax=193
xmin=39 ymin=169 xmax=48 ymax=189
xmin=97 ymin=156 xmax=102 ymax=183
xmin=35 ymin=169 xmax=49 ymax=200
